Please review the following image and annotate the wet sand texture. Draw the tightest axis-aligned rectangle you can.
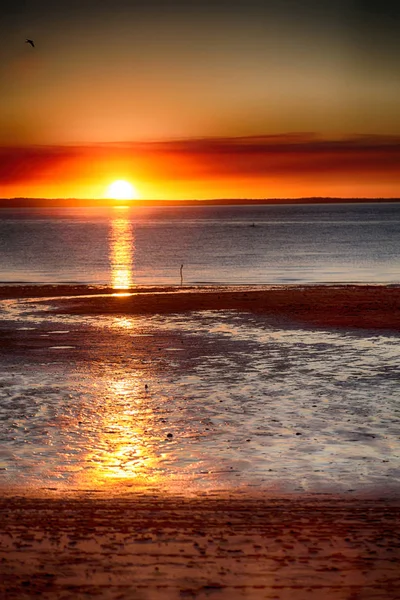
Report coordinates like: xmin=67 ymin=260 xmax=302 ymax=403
xmin=1 ymin=495 xmax=400 ymax=600
xmin=36 ymin=284 xmax=400 ymax=331
xmin=0 ymin=283 xmax=399 ymax=330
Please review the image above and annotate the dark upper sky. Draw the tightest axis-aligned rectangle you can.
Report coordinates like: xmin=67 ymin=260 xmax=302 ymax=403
xmin=1 ymin=0 xmax=399 ymax=144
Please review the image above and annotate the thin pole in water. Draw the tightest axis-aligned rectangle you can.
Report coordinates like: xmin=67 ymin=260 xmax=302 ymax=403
xmin=180 ymin=263 xmax=184 ymax=286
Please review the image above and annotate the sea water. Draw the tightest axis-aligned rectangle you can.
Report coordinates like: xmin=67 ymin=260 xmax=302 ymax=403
xmin=0 ymin=202 xmax=399 ymax=285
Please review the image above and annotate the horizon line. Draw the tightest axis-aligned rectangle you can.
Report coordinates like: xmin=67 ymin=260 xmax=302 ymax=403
xmin=1 ymin=197 xmax=400 ymax=204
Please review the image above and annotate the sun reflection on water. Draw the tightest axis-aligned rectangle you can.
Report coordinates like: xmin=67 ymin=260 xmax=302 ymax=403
xmin=77 ymin=376 xmax=161 ymax=490
xmin=111 ymin=316 xmax=137 ymax=330
xmin=109 ymin=216 xmax=134 ymax=290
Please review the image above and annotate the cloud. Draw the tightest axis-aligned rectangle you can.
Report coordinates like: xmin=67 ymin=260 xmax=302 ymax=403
xmin=1 ymin=133 xmax=400 ymax=186
xmin=150 ymin=134 xmax=400 ymax=177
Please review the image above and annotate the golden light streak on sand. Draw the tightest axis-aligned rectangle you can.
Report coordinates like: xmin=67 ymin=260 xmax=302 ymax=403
xmin=110 ymin=316 xmax=136 ymax=329
xmin=109 ymin=216 xmax=134 ymax=290
xmin=76 ymin=376 xmax=161 ymax=490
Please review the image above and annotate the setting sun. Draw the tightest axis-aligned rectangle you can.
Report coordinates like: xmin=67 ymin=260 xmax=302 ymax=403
xmin=106 ymin=180 xmax=138 ymax=200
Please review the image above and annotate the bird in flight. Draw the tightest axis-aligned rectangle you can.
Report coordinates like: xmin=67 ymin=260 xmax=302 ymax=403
xmin=25 ymin=39 xmax=35 ymax=48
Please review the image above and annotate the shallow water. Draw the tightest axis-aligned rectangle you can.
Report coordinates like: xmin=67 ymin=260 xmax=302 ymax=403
xmin=1 ymin=295 xmax=399 ymax=497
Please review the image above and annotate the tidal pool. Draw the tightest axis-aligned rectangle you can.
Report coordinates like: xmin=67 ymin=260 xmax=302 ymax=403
xmin=0 ymin=296 xmax=399 ymax=496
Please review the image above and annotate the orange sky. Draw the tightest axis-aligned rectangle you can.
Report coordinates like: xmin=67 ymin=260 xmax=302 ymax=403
xmin=1 ymin=1 xmax=400 ymax=200
xmin=1 ymin=135 xmax=400 ymax=200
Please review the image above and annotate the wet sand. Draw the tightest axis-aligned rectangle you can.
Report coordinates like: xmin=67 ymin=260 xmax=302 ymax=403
xmin=1 ymin=494 xmax=400 ymax=600
xmin=1 ymin=284 xmax=400 ymax=598
xmin=17 ymin=283 xmax=400 ymax=331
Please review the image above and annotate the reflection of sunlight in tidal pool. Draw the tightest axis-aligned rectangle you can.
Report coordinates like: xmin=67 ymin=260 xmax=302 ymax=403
xmin=111 ymin=316 xmax=136 ymax=330
xmin=77 ymin=376 xmax=160 ymax=490
xmin=109 ymin=217 xmax=134 ymax=289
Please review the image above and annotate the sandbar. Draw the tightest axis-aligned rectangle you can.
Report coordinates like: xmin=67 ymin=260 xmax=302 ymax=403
xmin=16 ymin=283 xmax=400 ymax=331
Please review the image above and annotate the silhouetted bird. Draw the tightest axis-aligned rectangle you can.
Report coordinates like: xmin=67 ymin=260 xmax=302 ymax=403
xmin=25 ymin=39 xmax=35 ymax=48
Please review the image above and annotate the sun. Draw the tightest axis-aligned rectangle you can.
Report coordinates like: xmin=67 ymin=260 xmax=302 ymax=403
xmin=106 ymin=180 xmax=138 ymax=200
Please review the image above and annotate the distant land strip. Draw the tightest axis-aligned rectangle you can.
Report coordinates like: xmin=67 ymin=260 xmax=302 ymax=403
xmin=0 ymin=197 xmax=400 ymax=207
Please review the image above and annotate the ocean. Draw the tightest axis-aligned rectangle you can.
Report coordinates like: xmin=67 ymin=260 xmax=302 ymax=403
xmin=0 ymin=202 xmax=399 ymax=285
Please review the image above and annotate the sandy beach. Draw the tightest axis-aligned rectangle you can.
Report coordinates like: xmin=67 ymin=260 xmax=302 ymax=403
xmin=1 ymin=284 xmax=400 ymax=599
xmin=1 ymin=493 xmax=400 ymax=600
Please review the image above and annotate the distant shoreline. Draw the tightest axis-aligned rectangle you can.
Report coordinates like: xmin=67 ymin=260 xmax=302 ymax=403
xmin=0 ymin=197 xmax=400 ymax=208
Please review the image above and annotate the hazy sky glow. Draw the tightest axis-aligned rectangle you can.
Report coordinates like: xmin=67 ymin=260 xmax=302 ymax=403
xmin=1 ymin=0 xmax=400 ymax=199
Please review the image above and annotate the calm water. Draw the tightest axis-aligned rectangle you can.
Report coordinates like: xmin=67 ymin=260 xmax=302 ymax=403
xmin=0 ymin=203 xmax=399 ymax=285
